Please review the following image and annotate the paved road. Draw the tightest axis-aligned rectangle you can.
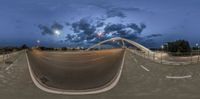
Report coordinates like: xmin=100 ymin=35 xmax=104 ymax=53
xmin=0 ymin=49 xmax=200 ymax=99
xmin=27 ymin=49 xmax=125 ymax=91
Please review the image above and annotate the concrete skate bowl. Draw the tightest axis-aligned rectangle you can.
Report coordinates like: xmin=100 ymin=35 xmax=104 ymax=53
xmin=26 ymin=37 xmax=152 ymax=95
xmin=26 ymin=48 xmax=126 ymax=95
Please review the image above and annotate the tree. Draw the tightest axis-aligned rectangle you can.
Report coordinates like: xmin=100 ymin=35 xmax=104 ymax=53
xmin=164 ymin=40 xmax=191 ymax=54
xmin=20 ymin=44 xmax=29 ymax=49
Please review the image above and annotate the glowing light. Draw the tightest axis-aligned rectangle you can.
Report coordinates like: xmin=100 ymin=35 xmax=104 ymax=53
xmin=37 ymin=40 xmax=40 ymax=43
xmin=97 ymin=32 xmax=103 ymax=37
xmin=161 ymin=45 xmax=164 ymax=49
xmin=54 ymin=30 xmax=61 ymax=36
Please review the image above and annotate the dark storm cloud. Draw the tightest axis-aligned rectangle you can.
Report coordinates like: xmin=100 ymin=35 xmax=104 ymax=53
xmin=65 ymin=22 xmax=71 ymax=26
xmin=114 ymin=7 xmax=143 ymax=12
xmin=71 ymin=18 xmax=96 ymax=35
xmin=38 ymin=24 xmax=53 ymax=35
xmin=94 ymin=17 xmax=106 ymax=27
xmin=127 ymin=23 xmax=146 ymax=33
xmin=104 ymin=23 xmax=145 ymax=34
xmin=146 ymin=34 xmax=162 ymax=38
xmin=96 ymin=21 xmax=104 ymax=27
xmin=51 ymin=22 xmax=63 ymax=30
xmin=104 ymin=24 xmax=126 ymax=33
xmin=38 ymin=22 xmax=64 ymax=35
xmin=103 ymin=23 xmax=145 ymax=40
xmin=64 ymin=17 xmax=146 ymax=44
xmin=64 ymin=17 xmax=97 ymax=43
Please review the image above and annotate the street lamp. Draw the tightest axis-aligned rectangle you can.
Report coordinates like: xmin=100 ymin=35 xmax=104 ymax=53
xmin=97 ymin=32 xmax=103 ymax=50
xmin=165 ymin=43 xmax=168 ymax=51
xmin=161 ymin=45 xmax=164 ymax=63
xmin=37 ymin=40 xmax=40 ymax=48
xmin=198 ymin=46 xmax=200 ymax=62
xmin=196 ymin=43 xmax=200 ymax=62
xmin=121 ymin=40 xmax=125 ymax=48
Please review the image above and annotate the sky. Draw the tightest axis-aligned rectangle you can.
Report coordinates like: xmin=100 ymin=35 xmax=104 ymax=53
xmin=0 ymin=0 xmax=200 ymax=48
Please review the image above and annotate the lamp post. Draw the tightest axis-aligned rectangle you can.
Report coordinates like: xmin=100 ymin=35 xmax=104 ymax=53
xmin=198 ymin=46 xmax=200 ymax=62
xmin=161 ymin=45 xmax=164 ymax=64
xmin=196 ymin=43 xmax=200 ymax=62
xmin=37 ymin=40 xmax=40 ymax=48
xmin=97 ymin=32 xmax=103 ymax=50
xmin=166 ymin=43 xmax=169 ymax=52
xmin=121 ymin=40 xmax=125 ymax=49
xmin=3 ymin=49 xmax=5 ymax=64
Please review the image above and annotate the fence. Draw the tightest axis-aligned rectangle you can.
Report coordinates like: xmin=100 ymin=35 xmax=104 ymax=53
xmin=128 ymin=48 xmax=200 ymax=65
xmin=0 ymin=51 xmax=21 ymax=64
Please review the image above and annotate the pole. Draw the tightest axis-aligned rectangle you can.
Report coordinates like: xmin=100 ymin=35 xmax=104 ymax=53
xmin=121 ymin=40 xmax=125 ymax=48
xmin=198 ymin=46 xmax=200 ymax=62
xmin=161 ymin=45 xmax=164 ymax=64
xmin=3 ymin=52 xmax=5 ymax=64
xmin=161 ymin=51 xmax=163 ymax=64
xmin=191 ymin=52 xmax=193 ymax=63
xmin=195 ymin=43 xmax=199 ymax=62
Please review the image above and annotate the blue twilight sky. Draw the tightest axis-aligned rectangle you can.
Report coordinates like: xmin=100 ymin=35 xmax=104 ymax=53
xmin=0 ymin=0 xmax=200 ymax=48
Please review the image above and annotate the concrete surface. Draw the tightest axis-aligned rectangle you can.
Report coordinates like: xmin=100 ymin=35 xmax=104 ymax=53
xmin=0 ymin=49 xmax=200 ymax=99
xmin=26 ymin=49 xmax=125 ymax=94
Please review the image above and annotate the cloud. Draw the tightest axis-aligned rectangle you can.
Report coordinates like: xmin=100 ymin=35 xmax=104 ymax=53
xmin=64 ymin=17 xmax=146 ymax=45
xmin=146 ymin=34 xmax=162 ymax=38
xmin=38 ymin=22 xmax=64 ymax=35
xmin=127 ymin=23 xmax=146 ymax=33
xmin=51 ymin=22 xmax=63 ymax=30
xmin=38 ymin=24 xmax=53 ymax=35
xmin=65 ymin=22 xmax=71 ymax=26
xmin=106 ymin=9 xmax=126 ymax=18
xmin=90 ymin=3 xmax=148 ymax=18
xmin=96 ymin=21 xmax=104 ymax=27
xmin=65 ymin=18 xmax=97 ymax=43
xmin=103 ymin=23 xmax=145 ymax=40
xmin=136 ymin=33 xmax=162 ymax=47
xmin=90 ymin=3 xmax=144 ymax=12
xmin=37 ymin=15 xmax=158 ymax=47
xmin=114 ymin=7 xmax=143 ymax=12
xmin=104 ymin=24 xmax=126 ymax=33
xmin=105 ymin=6 xmax=148 ymax=18
xmin=71 ymin=18 xmax=96 ymax=35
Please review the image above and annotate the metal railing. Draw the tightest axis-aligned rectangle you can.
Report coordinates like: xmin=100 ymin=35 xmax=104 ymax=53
xmin=0 ymin=51 xmax=22 ymax=64
xmin=128 ymin=48 xmax=200 ymax=65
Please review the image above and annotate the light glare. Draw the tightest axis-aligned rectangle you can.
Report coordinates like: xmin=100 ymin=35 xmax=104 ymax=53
xmin=54 ymin=30 xmax=61 ymax=36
